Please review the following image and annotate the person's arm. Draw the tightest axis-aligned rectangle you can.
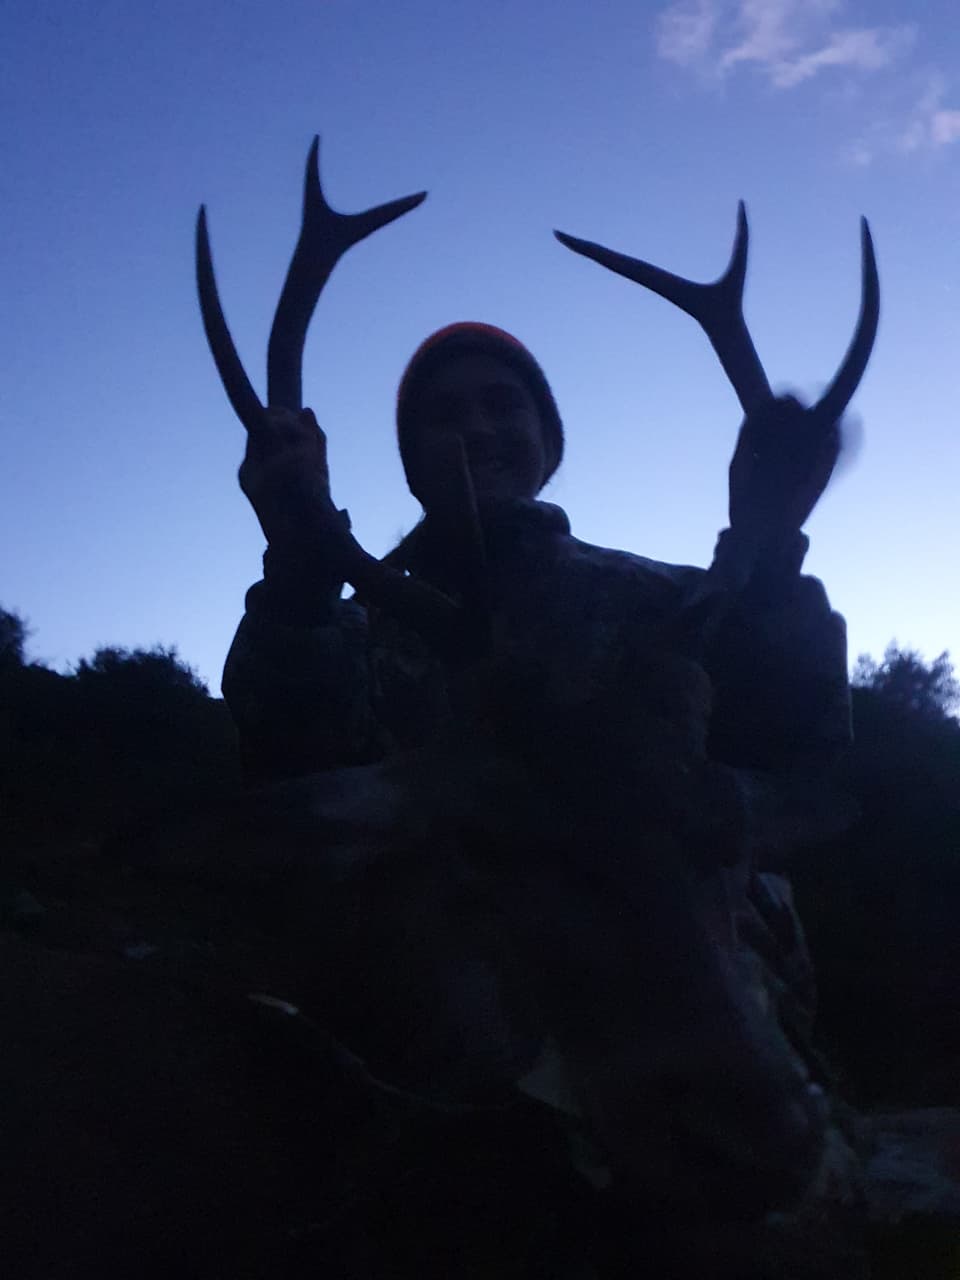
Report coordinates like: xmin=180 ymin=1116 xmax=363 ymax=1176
xmin=222 ymin=406 xmax=386 ymax=784
xmin=702 ymin=530 xmax=851 ymax=772
xmin=222 ymin=577 xmax=384 ymax=786
xmin=221 ymin=406 xmax=475 ymax=782
xmin=700 ymin=394 xmax=852 ymax=772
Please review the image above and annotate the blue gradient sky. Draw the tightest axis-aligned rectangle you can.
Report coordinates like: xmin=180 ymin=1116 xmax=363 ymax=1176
xmin=2 ymin=0 xmax=958 ymax=690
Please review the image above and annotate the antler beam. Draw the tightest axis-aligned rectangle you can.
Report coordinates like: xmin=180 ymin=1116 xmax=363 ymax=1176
xmin=555 ymin=204 xmax=878 ymax=425
xmin=557 ymin=203 xmax=771 ymax=415
xmin=267 ymin=137 xmax=426 ymax=411
xmin=196 ymin=136 xmax=426 ymax=425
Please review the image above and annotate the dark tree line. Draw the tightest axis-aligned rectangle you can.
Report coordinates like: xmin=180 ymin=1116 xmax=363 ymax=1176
xmin=794 ymin=644 xmax=960 ymax=1107
xmin=0 ymin=606 xmax=239 ymax=858
xmin=1 ymin=601 xmax=958 ymax=1107
xmin=0 ymin=608 xmax=29 ymax=670
xmin=852 ymin=643 xmax=959 ymax=722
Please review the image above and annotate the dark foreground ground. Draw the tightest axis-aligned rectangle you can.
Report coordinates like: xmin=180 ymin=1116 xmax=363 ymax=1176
xmin=1 ymin=826 xmax=958 ymax=1280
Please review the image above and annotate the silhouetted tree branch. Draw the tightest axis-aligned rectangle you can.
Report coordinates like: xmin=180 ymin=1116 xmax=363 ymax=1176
xmin=852 ymin=643 xmax=959 ymax=723
xmin=73 ymin=644 xmax=209 ymax=699
xmin=0 ymin=606 xmax=29 ymax=670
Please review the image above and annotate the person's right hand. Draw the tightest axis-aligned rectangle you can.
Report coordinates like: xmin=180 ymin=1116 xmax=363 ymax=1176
xmin=238 ymin=407 xmax=354 ymax=568
xmin=727 ymin=395 xmax=840 ymax=557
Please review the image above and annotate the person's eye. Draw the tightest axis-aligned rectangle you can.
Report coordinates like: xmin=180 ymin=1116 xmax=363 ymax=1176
xmin=483 ymin=386 xmax=523 ymax=415
xmin=422 ymin=395 xmax=460 ymax=428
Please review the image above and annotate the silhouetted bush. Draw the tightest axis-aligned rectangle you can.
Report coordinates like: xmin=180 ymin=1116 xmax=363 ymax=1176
xmin=794 ymin=647 xmax=960 ymax=1107
xmin=0 ymin=606 xmax=28 ymax=670
xmin=852 ymin=643 xmax=959 ymax=723
xmin=1 ymin=634 xmax=239 ymax=856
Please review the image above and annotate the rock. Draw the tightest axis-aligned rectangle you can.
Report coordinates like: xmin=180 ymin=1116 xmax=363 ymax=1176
xmin=863 ymin=1108 xmax=960 ymax=1221
xmin=0 ymin=886 xmax=44 ymax=931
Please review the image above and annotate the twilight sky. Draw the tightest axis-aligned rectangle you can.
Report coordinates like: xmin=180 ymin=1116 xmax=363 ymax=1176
xmin=2 ymin=0 xmax=958 ymax=691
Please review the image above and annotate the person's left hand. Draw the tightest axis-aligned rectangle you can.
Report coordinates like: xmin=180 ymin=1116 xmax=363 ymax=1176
xmin=728 ymin=395 xmax=841 ymax=553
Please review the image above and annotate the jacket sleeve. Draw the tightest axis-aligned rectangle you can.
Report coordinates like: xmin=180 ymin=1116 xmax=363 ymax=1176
xmin=221 ymin=575 xmax=387 ymax=784
xmin=703 ymin=533 xmax=852 ymax=773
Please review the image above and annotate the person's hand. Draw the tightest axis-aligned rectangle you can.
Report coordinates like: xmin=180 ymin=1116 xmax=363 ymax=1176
xmin=238 ymin=407 xmax=355 ymax=568
xmin=728 ymin=395 xmax=841 ymax=555
xmin=706 ymin=396 xmax=841 ymax=595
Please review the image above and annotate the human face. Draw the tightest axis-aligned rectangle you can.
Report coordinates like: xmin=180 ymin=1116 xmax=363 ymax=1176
xmin=411 ymin=352 xmax=548 ymax=504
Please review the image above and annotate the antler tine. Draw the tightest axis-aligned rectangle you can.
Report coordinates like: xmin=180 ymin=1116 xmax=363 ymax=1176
xmin=555 ymin=202 xmax=773 ymax=415
xmin=267 ymin=135 xmax=427 ymax=410
xmin=195 ymin=206 xmax=266 ymax=433
xmin=813 ymin=217 xmax=879 ymax=426
xmin=196 ymin=142 xmax=474 ymax=656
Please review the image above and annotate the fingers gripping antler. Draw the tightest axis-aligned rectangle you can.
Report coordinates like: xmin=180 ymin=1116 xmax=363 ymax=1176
xmin=554 ymin=204 xmax=879 ymax=425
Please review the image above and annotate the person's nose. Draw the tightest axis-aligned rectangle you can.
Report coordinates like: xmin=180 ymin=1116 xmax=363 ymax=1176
xmin=458 ymin=400 xmax=496 ymax=439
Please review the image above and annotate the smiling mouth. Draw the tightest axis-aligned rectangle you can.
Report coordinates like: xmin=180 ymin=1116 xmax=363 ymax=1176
xmin=467 ymin=454 xmax=513 ymax=485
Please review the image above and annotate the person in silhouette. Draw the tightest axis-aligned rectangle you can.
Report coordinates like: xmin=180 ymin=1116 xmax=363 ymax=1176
xmin=199 ymin=146 xmax=876 ymax=1228
xmin=223 ymin=321 xmax=850 ymax=792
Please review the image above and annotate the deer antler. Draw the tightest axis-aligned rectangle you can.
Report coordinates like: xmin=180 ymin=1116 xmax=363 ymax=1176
xmin=266 ymin=137 xmax=426 ymax=411
xmin=196 ymin=139 xmax=484 ymax=656
xmin=197 ymin=136 xmax=426 ymax=424
xmin=554 ymin=203 xmax=878 ymax=426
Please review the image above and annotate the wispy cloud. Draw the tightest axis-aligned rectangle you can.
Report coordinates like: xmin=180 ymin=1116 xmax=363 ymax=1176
xmin=655 ymin=0 xmax=960 ymax=165
xmin=898 ymin=75 xmax=960 ymax=153
xmin=657 ymin=0 xmax=718 ymax=67
xmin=849 ymin=72 xmax=960 ymax=165
xmin=656 ymin=0 xmax=915 ymax=90
xmin=930 ymin=111 xmax=960 ymax=147
xmin=768 ymin=26 xmax=915 ymax=89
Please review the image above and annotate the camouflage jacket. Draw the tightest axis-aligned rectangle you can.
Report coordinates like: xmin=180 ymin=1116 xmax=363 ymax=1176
xmin=223 ymin=497 xmax=851 ymax=793
xmin=221 ymin=497 xmax=857 ymax=1226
